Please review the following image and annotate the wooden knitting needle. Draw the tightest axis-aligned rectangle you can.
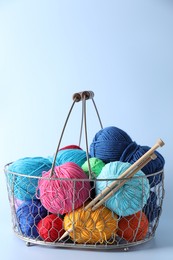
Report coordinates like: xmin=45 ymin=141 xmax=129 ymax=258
xmin=84 ymin=138 xmax=164 ymax=211
xmin=59 ymin=229 xmax=73 ymax=241
xmin=59 ymin=139 xmax=164 ymax=242
xmin=58 ymin=154 xmax=156 ymax=242
xmin=91 ymin=153 xmax=157 ymax=211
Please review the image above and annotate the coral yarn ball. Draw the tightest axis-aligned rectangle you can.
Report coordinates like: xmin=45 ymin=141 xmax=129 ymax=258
xmin=117 ymin=211 xmax=149 ymax=242
xmin=63 ymin=205 xmax=118 ymax=244
xmin=90 ymin=126 xmax=132 ymax=163
xmin=38 ymin=162 xmax=91 ymax=215
xmin=37 ymin=214 xmax=64 ymax=242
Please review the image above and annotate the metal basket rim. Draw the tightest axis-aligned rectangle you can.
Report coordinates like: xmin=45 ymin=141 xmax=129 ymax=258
xmin=4 ymin=162 xmax=164 ymax=181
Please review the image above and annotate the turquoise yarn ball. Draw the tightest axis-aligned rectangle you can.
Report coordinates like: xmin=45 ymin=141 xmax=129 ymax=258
xmin=96 ymin=161 xmax=150 ymax=216
xmin=8 ymin=157 xmax=52 ymax=201
xmin=49 ymin=149 xmax=88 ymax=167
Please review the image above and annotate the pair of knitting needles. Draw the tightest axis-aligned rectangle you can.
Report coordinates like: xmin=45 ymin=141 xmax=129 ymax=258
xmin=59 ymin=138 xmax=164 ymax=241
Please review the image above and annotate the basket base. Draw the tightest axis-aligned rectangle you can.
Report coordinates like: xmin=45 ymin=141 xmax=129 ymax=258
xmin=14 ymin=231 xmax=155 ymax=251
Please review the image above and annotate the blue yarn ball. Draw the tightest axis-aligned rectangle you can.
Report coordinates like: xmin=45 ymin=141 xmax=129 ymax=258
xmin=120 ymin=142 xmax=165 ymax=187
xmin=90 ymin=126 xmax=132 ymax=163
xmin=96 ymin=161 xmax=150 ymax=216
xmin=16 ymin=200 xmax=47 ymax=238
xmin=49 ymin=149 xmax=88 ymax=167
xmin=8 ymin=157 xmax=52 ymax=200
xmin=143 ymin=191 xmax=161 ymax=222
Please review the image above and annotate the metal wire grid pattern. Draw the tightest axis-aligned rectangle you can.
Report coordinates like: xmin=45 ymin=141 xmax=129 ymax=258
xmin=4 ymin=167 xmax=164 ymax=250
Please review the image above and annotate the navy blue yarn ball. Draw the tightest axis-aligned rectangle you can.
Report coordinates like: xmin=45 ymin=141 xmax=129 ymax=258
xmin=90 ymin=126 xmax=132 ymax=163
xmin=143 ymin=191 xmax=161 ymax=222
xmin=16 ymin=200 xmax=47 ymax=238
xmin=120 ymin=142 xmax=165 ymax=187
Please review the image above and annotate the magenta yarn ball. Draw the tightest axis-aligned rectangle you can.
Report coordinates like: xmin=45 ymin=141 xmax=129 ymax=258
xmin=38 ymin=162 xmax=91 ymax=215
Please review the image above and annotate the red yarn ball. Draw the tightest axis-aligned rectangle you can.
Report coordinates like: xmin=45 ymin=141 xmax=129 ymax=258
xmin=37 ymin=214 xmax=64 ymax=242
xmin=59 ymin=145 xmax=82 ymax=151
xmin=117 ymin=211 xmax=149 ymax=242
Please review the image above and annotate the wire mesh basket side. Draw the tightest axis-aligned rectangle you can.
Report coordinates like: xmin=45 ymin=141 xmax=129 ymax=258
xmin=4 ymin=166 xmax=164 ymax=250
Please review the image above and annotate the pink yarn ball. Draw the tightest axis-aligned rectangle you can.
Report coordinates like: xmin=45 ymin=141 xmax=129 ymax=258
xmin=38 ymin=162 xmax=91 ymax=215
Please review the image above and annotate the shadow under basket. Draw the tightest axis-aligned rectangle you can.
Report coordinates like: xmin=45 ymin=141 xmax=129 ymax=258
xmin=4 ymin=164 xmax=164 ymax=251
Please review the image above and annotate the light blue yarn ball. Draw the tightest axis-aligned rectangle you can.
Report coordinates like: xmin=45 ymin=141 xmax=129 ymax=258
xmin=96 ymin=161 xmax=150 ymax=216
xmin=8 ymin=157 xmax=52 ymax=201
xmin=49 ymin=149 xmax=88 ymax=167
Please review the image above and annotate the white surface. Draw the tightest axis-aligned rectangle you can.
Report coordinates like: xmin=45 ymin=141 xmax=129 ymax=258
xmin=0 ymin=0 xmax=173 ymax=259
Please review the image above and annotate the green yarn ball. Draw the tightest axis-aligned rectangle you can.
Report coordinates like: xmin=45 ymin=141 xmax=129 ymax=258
xmin=82 ymin=157 xmax=105 ymax=178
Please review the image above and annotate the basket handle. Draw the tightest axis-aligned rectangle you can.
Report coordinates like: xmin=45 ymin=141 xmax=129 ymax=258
xmin=49 ymin=91 xmax=103 ymax=178
xmin=73 ymin=91 xmax=94 ymax=102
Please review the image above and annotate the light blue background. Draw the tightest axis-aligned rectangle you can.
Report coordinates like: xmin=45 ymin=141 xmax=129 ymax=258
xmin=0 ymin=0 xmax=172 ymax=259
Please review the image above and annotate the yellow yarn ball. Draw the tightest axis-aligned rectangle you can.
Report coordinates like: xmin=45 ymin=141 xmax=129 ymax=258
xmin=63 ymin=205 xmax=118 ymax=244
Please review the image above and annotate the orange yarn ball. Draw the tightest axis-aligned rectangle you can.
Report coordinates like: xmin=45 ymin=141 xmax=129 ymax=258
xmin=64 ymin=205 xmax=118 ymax=244
xmin=117 ymin=211 xmax=149 ymax=242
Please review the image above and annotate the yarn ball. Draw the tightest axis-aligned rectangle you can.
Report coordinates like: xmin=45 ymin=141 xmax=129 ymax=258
xmin=37 ymin=214 xmax=64 ymax=242
xmin=59 ymin=145 xmax=82 ymax=151
xmin=120 ymin=142 xmax=165 ymax=187
xmin=16 ymin=199 xmax=47 ymax=238
xmin=49 ymin=149 xmax=87 ymax=167
xmin=81 ymin=157 xmax=105 ymax=178
xmin=117 ymin=211 xmax=149 ymax=242
xmin=8 ymin=157 xmax=52 ymax=200
xmin=96 ymin=161 xmax=150 ymax=216
xmin=90 ymin=126 xmax=132 ymax=163
xmin=38 ymin=162 xmax=91 ymax=215
xmin=63 ymin=205 xmax=118 ymax=244
xmin=14 ymin=198 xmax=24 ymax=210
xmin=143 ymin=191 xmax=161 ymax=222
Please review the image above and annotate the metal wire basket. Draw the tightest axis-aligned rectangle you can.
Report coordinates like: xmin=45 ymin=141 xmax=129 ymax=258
xmin=4 ymin=91 xmax=165 ymax=251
